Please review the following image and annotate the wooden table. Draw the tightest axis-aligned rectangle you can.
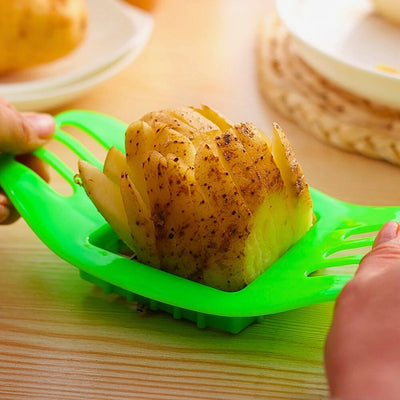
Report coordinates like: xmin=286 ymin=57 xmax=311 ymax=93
xmin=1 ymin=1 xmax=399 ymax=398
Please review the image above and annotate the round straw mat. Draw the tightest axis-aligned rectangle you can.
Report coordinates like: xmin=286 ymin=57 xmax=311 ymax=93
xmin=256 ymin=15 xmax=400 ymax=166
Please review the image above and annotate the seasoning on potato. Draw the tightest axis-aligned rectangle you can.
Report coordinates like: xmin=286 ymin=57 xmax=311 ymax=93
xmin=78 ymin=106 xmax=314 ymax=292
xmin=0 ymin=0 xmax=88 ymax=74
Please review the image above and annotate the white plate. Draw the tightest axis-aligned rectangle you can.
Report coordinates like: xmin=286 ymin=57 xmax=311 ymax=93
xmin=276 ymin=0 xmax=400 ymax=109
xmin=0 ymin=0 xmax=153 ymax=95
xmin=8 ymin=44 xmax=144 ymax=112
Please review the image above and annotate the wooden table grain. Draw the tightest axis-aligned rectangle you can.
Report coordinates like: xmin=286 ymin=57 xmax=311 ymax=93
xmin=1 ymin=1 xmax=400 ymax=399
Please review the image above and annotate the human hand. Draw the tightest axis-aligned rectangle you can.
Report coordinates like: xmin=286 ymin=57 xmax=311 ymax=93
xmin=325 ymin=220 xmax=400 ymax=400
xmin=0 ymin=98 xmax=54 ymax=224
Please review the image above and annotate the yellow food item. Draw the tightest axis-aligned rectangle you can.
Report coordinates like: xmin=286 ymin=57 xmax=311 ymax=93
xmin=78 ymin=106 xmax=314 ymax=291
xmin=0 ymin=0 xmax=88 ymax=74
xmin=376 ymin=63 xmax=400 ymax=75
xmin=371 ymin=0 xmax=400 ymax=25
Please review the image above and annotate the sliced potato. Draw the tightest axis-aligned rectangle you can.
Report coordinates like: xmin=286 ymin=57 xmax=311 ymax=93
xmin=103 ymin=146 xmax=127 ymax=185
xmin=168 ymin=106 xmax=219 ymax=134
xmin=234 ymin=122 xmax=294 ymax=252
xmin=141 ymin=111 xmax=197 ymax=140
xmin=120 ymin=172 xmax=159 ymax=267
xmin=142 ymin=150 xmax=180 ymax=270
xmin=166 ymin=107 xmax=221 ymax=150
xmin=125 ymin=120 xmax=156 ymax=207
xmin=213 ymin=127 xmax=274 ymax=213
xmin=194 ymin=143 xmax=254 ymax=290
xmin=78 ymin=160 xmax=134 ymax=252
xmin=272 ymin=123 xmax=314 ymax=241
xmin=159 ymin=154 xmax=208 ymax=278
xmin=152 ymin=126 xmax=196 ymax=167
xmin=191 ymin=104 xmax=233 ymax=132
xmin=80 ymin=105 xmax=314 ymax=292
xmin=234 ymin=121 xmax=272 ymax=150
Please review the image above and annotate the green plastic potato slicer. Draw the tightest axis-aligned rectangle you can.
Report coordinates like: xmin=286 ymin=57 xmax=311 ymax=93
xmin=1 ymin=110 xmax=399 ymax=333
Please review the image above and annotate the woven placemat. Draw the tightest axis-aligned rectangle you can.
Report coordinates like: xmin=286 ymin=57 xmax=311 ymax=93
xmin=256 ymin=15 xmax=400 ymax=166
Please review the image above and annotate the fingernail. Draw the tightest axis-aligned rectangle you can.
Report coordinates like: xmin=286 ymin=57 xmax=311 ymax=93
xmin=25 ymin=113 xmax=55 ymax=139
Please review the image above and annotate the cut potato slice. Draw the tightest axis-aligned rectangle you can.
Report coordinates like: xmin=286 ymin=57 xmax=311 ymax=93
xmin=234 ymin=122 xmax=294 ymax=251
xmin=125 ymin=120 xmax=156 ymax=207
xmin=168 ymin=106 xmax=219 ymax=134
xmin=141 ymin=111 xmax=197 ymax=140
xmin=78 ymin=160 xmax=135 ymax=252
xmin=120 ymin=172 xmax=159 ymax=267
xmin=194 ymin=143 xmax=254 ymax=291
xmin=191 ymin=104 xmax=233 ymax=132
xmin=103 ymin=146 xmax=127 ymax=185
xmin=213 ymin=126 xmax=277 ymax=213
xmin=272 ymin=123 xmax=314 ymax=242
xmin=160 ymin=154 xmax=209 ymax=278
xmin=142 ymin=150 xmax=180 ymax=270
xmin=167 ymin=107 xmax=221 ymax=150
xmin=152 ymin=126 xmax=196 ymax=167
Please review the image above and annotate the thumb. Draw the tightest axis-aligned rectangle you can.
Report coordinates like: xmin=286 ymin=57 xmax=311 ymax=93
xmin=373 ymin=221 xmax=400 ymax=248
xmin=0 ymin=102 xmax=55 ymax=154
xmin=355 ymin=221 xmax=400 ymax=277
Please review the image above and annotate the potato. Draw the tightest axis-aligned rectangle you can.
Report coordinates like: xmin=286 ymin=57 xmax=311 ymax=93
xmin=0 ymin=0 xmax=87 ymax=74
xmin=272 ymin=123 xmax=314 ymax=243
xmin=125 ymin=120 xmax=156 ymax=207
xmin=152 ymin=126 xmax=196 ymax=166
xmin=120 ymin=172 xmax=159 ymax=267
xmin=103 ymin=146 xmax=127 ymax=185
xmin=78 ymin=106 xmax=314 ymax=291
xmin=194 ymin=142 xmax=255 ymax=290
xmin=157 ymin=153 xmax=211 ymax=278
xmin=191 ymin=104 xmax=233 ymax=132
xmin=78 ymin=160 xmax=135 ymax=253
xmin=141 ymin=150 xmax=177 ymax=269
xmin=141 ymin=111 xmax=197 ymax=141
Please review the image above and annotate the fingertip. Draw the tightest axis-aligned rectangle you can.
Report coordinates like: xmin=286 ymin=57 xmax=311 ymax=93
xmin=24 ymin=113 xmax=55 ymax=141
xmin=373 ymin=221 xmax=400 ymax=248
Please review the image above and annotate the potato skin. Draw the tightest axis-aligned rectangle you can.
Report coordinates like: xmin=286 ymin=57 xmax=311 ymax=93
xmin=0 ymin=0 xmax=87 ymax=74
xmin=79 ymin=106 xmax=314 ymax=292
